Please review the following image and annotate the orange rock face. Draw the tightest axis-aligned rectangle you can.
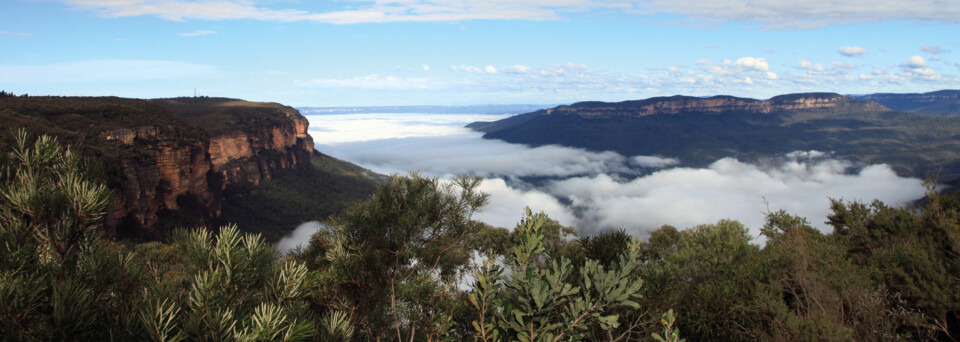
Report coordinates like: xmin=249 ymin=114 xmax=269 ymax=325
xmin=102 ymin=111 xmax=315 ymax=238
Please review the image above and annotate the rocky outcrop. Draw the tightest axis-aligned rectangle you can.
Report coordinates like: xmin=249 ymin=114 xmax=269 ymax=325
xmin=97 ymin=101 xmax=316 ymax=238
xmin=207 ymin=112 xmax=314 ymax=185
xmin=543 ymin=93 xmax=886 ymax=118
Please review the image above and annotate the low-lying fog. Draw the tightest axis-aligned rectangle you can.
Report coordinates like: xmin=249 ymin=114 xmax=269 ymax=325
xmin=278 ymin=110 xmax=926 ymax=250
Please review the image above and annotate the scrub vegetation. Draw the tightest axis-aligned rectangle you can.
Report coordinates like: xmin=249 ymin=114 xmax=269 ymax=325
xmin=2 ymin=131 xmax=958 ymax=341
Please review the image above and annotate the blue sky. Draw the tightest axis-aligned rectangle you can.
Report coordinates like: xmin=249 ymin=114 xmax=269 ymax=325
xmin=1 ymin=0 xmax=958 ymax=106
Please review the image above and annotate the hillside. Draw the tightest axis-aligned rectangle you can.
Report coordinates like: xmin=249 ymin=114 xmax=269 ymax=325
xmin=0 ymin=96 xmax=379 ymax=241
xmin=857 ymin=89 xmax=960 ymax=117
xmin=469 ymin=92 xmax=960 ymax=181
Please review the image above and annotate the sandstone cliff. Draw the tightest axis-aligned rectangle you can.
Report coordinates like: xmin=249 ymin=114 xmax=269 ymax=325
xmin=0 ymin=96 xmax=319 ymax=239
xmin=97 ymin=98 xmax=317 ymax=238
xmin=542 ymin=93 xmax=887 ymax=118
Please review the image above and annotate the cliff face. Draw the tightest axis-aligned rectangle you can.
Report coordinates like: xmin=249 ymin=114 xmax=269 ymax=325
xmin=207 ymin=113 xmax=314 ymax=185
xmin=544 ymin=93 xmax=886 ymax=118
xmin=96 ymin=99 xmax=316 ymax=237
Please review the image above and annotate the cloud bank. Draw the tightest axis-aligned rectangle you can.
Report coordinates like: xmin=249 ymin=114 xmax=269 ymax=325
xmin=550 ymin=154 xmax=925 ymax=237
xmin=63 ymin=0 xmax=960 ymax=27
xmin=296 ymin=58 xmax=958 ymax=103
xmin=304 ymin=112 xmax=928 ymax=241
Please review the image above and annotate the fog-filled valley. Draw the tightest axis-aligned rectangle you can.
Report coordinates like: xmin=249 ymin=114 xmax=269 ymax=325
xmin=280 ymin=109 xmax=929 ymax=248
xmin=5 ymin=0 xmax=960 ymax=339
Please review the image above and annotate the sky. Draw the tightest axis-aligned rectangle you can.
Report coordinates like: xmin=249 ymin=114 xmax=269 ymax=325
xmin=1 ymin=0 xmax=959 ymax=106
xmin=301 ymin=111 xmax=927 ymax=242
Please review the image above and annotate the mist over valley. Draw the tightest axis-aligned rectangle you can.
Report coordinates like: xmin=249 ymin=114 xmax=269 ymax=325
xmin=298 ymin=104 xmax=929 ymax=242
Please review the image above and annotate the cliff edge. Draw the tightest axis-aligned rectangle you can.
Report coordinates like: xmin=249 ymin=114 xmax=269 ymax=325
xmin=1 ymin=96 xmax=372 ymax=240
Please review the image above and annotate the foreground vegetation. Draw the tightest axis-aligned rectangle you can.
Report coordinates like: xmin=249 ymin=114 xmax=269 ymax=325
xmin=2 ymin=132 xmax=958 ymax=341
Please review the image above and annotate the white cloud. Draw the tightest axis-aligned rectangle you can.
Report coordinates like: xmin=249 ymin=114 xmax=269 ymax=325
xmin=316 ymin=133 xmax=637 ymax=178
xmin=631 ymin=155 xmax=679 ymax=168
xmin=61 ymin=0 xmax=960 ymax=27
xmin=422 ymin=64 xmax=431 ymax=71
xmin=642 ymin=0 xmax=960 ymax=29
xmin=736 ymin=57 xmax=769 ymax=71
xmin=548 ymin=153 xmax=925 ymax=237
xmin=179 ymin=30 xmax=217 ymax=36
xmin=295 ymin=74 xmax=434 ymax=90
xmin=275 ymin=221 xmax=326 ymax=252
xmin=451 ymin=65 xmax=485 ymax=74
xmin=902 ymin=55 xmax=928 ymax=68
xmin=0 ymin=59 xmax=217 ymax=83
xmin=302 ymin=113 xmax=508 ymax=143
xmin=837 ymin=46 xmax=866 ymax=57
xmin=61 ymin=0 xmax=587 ymax=23
xmin=799 ymin=59 xmax=826 ymax=72
xmin=301 ymin=56 xmax=958 ymax=104
xmin=476 ymin=178 xmax=577 ymax=229
xmin=922 ymin=45 xmax=944 ymax=54
xmin=502 ymin=65 xmax=531 ymax=74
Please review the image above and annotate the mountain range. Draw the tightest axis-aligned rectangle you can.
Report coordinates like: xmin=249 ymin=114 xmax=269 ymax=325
xmin=469 ymin=90 xmax=960 ymax=182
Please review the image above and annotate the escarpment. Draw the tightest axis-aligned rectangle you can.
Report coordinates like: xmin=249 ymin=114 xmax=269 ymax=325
xmin=541 ymin=93 xmax=886 ymax=118
xmin=0 ymin=96 xmax=319 ymax=239
xmin=468 ymin=92 xmax=960 ymax=180
xmin=205 ymin=113 xmax=314 ymax=185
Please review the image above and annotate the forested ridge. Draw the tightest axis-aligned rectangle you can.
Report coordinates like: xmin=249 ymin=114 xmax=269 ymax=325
xmin=2 ymin=130 xmax=959 ymax=341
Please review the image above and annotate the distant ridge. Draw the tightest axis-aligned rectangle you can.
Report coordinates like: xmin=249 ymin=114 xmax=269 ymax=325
xmin=855 ymin=89 xmax=960 ymax=117
xmin=469 ymin=91 xmax=960 ymax=181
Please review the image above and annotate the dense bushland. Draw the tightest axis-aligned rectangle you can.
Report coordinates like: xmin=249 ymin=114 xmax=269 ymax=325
xmin=2 ymin=131 xmax=958 ymax=341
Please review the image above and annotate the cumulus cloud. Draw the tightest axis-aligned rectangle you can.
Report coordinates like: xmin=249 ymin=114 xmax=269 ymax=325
xmin=0 ymin=59 xmax=217 ymax=83
xmin=799 ymin=59 xmax=826 ymax=72
xmin=311 ymin=57 xmax=957 ymax=105
xmin=304 ymin=112 xmax=928 ymax=240
xmin=736 ymin=57 xmax=769 ymax=71
xmin=922 ymin=45 xmax=944 ymax=54
xmin=179 ymin=30 xmax=217 ymax=36
xmin=61 ymin=0 xmax=959 ymax=27
xmin=902 ymin=55 xmax=928 ymax=68
xmin=837 ymin=46 xmax=866 ymax=57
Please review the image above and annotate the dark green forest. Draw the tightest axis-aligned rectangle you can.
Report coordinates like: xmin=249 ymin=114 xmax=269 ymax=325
xmin=3 ymin=130 xmax=959 ymax=341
